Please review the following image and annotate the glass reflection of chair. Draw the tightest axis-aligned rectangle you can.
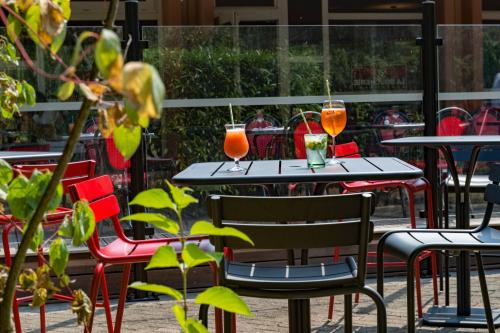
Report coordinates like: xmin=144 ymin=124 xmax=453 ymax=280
xmin=244 ymin=110 xmax=282 ymax=160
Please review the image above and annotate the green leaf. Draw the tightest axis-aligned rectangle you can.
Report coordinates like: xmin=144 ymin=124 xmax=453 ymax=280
xmin=113 ymin=124 xmax=141 ymax=160
xmin=70 ymin=31 xmax=96 ymax=66
xmin=57 ymin=81 xmax=74 ymax=101
xmin=50 ymin=22 xmax=66 ymax=54
xmin=145 ymin=245 xmax=180 ymax=270
xmin=172 ymin=304 xmax=186 ymax=327
xmin=0 ymin=159 xmax=13 ymax=185
xmin=49 ymin=238 xmax=69 ymax=276
xmin=56 ymin=0 xmax=71 ymax=20
xmin=7 ymin=175 xmax=30 ymax=219
xmin=25 ymin=3 xmax=41 ymax=46
xmin=95 ymin=29 xmax=121 ymax=79
xmin=185 ymin=319 xmax=209 ymax=333
xmin=7 ymin=14 xmax=22 ymax=43
xmin=195 ymin=286 xmax=252 ymax=316
xmin=6 ymin=42 xmax=18 ymax=63
xmin=22 ymin=81 xmax=36 ymax=105
xmin=26 ymin=223 xmax=44 ymax=252
xmin=128 ymin=282 xmax=182 ymax=301
xmin=120 ymin=213 xmax=179 ymax=235
xmin=129 ymin=188 xmax=175 ymax=210
xmin=166 ymin=181 xmax=198 ymax=210
xmin=58 ymin=215 xmax=74 ymax=238
xmin=182 ymin=243 xmax=222 ymax=269
xmin=71 ymin=201 xmax=95 ymax=246
xmin=190 ymin=221 xmax=254 ymax=246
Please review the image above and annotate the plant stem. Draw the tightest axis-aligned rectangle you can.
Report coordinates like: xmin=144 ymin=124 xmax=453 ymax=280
xmin=0 ymin=0 xmax=120 ymax=331
xmin=177 ymin=210 xmax=188 ymax=320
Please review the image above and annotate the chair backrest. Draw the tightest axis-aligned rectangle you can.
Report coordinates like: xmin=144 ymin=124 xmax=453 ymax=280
xmin=245 ymin=112 xmax=281 ymax=159
xmin=332 ymin=141 xmax=361 ymax=158
xmin=7 ymin=144 xmax=50 ymax=152
xmin=14 ymin=160 xmax=96 ymax=194
xmin=373 ymin=108 xmax=411 ymax=142
xmin=209 ymin=193 xmax=374 ymax=285
xmin=473 ymin=107 xmax=500 ymax=136
xmin=285 ymin=111 xmax=325 ymax=159
xmin=437 ymin=107 xmax=472 ymax=136
xmin=69 ymin=175 xmax=124 ymax=254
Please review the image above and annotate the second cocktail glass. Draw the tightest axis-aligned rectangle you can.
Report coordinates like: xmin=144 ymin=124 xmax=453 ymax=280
xmin=224 ymin=124 xmax=249 ymax=172
xmin=321 ymin=100 xmax=347 ymax=165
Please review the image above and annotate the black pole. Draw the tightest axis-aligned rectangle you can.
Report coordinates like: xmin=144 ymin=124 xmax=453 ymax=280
xmin=421 ymin=1 xmax=439 ymax=238
xmin=124 ymin=0 xmax=148 ymax=297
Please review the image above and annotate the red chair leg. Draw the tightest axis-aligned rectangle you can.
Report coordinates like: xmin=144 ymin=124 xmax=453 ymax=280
xmin=114 ymin=264 xmax=132 ymax=333
xmin=327 ymin=247 xmax=341 ymax=320
xmin=99 ymin=268 xmax=114 ymax=333
xmin=415 ymin=260 xmax=423 ymax=318
xmin=86 ymin=263 xmax=104 ymax=333
xmin=12 ymin=295 xmax=22 ymax=333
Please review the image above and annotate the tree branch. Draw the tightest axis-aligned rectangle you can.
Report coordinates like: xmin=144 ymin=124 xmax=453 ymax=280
xmin=0 ymin=0 xmax=121 ymax=331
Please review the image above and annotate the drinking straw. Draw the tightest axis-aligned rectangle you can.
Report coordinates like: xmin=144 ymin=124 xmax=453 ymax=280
xmin=326 ymin=79 xmax=332 ymax=107
xmin=299 ymin=108 xmax=312 ymax=134
xmin=229 ymin=103 xmax=235 ymax=128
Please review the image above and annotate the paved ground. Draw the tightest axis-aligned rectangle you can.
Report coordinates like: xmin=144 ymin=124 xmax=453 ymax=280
xmin=17 ymin=270 xmax=500 ymax=332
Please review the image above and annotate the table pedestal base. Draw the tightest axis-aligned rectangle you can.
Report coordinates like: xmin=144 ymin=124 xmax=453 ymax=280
xmin=288 ymin=299 xmax=311 ymax=333
xmin=423 ymin=306 xmax=500 ymax=328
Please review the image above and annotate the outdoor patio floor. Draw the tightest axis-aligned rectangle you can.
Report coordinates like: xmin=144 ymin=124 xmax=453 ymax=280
xmin=17 ymin=270 xmax=500 ymax=332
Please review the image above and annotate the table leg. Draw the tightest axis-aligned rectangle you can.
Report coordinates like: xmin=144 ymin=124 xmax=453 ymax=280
xmin=423 ymin=146 xmax=500 ymax=328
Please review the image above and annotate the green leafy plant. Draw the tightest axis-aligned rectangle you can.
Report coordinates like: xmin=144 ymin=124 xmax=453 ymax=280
xmin=0 ymin=0 xmax=167 ymax=331
xmin=123 ymin=182 xmax=254 ymax=332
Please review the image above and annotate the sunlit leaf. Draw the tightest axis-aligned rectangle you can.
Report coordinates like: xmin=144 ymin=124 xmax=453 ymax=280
xmin=182 ymin=243 xmax=222 ymax=269
xmin=129 ymin=282 xmax=182 ymax=301
xmin=121 ymin=213 xmax=179 ymax=235
xmin=78 ymin=83 xmax=98 ymax=102
xmin=18 ymin=268 xmax=37 ymax=291
xmin=195 ymin=286 xmax=252 ymax=316
xmin=0 ymin=159 xmax=13 ymax=185
xmin=190 ymin=221 xmax=254 ymax=245
xmin=95 ymin=29 xmax=122 ymax=79
xmin=22 ymin=81 xmax=36 ymax=105
xmin=113 ymin=124 xmax=141 ymax=160
xmin=129 ymin=188 xmax=175 ymax=210
xmin=6 ymin=175 xmax=30 ymax=219
xmin=25 ymin=223 xmax=44 ymax=252
xmin=71 ymin=200 xmax=95 ymax=246
xmin=32 ymin=287 xmax=48 ymax=307
xmin=70 ymin=30 xmax=96 ymax=66
xmin=55 ymin=0 xmax=70 ymax=20
xmin=57 ymin=214 xmax=74 ymax=238
xmin=185 ymin=319 xmax=209 ymax=333
xmin=166 ymin=182 xmax=197 ymax=210
xmin=7 ymin=13 xmax=22 ymax=43
xmin=145 ymin=245 xmax=180 ymax=270
xmin=57 ymin=81 xmax=74 ymax=101
xmin=49 ymin=237 xmax=69 ymax=276
xmin=15 ymin=0 xmax=33 ymax=12
xmin=25 ymin=3 xmax=42 ymax=45
xmin=40 ymin=0 xmax=65 ymax=38
xmin=172 ymin=304 xmax=186 ymax=327
xmin=50 ymin=21 xmax=66 ymax=53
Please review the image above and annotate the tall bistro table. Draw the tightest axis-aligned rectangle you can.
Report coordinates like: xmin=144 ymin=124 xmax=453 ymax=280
xmin=173 ymin=157 xmax=423 ymax=332
xmin=382 ymin=135 xmax=500 ymax=328
xmin=0 ymin=151 xmax=62 ymax=164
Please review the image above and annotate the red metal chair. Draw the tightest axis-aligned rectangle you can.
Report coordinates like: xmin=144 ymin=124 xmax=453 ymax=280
xmin=245 ymin=112 xmax=282 ymax=160
xmin=326 ymin=142 xmax=438 ymax=320
xmin=1 ymin=160 xmax=96 ymax=333
xmin=69 ymin=175 xmax=220 ymax=333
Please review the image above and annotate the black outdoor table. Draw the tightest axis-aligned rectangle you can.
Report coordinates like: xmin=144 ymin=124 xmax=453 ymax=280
xmin=383 ymin=135 xmax=500 ymax=328
xmin=0 ymin=151 xmax=62 ymax=164
xmin=173 ymin=157 xmax=423 ymax=333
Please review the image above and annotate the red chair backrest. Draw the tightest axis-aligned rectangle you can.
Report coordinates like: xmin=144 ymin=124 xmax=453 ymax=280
xmin=437 ymin=107 xmax=471 ymax=136
xmin=293 ymin=121 xmax=325 ymax=159
xmin=332 ymin=141 xmax=361 ymax=158
xmin=69 ymin=175 xmax=123 ymax=254
xmin=246 ymin=119 xmax=276 ymax=159
xmin=473 ymin=107 xmax=500 ymax=135
xmin=14 ymin=160 xmax=96 ymax=194
xmin=105 ymin=138 xmax=131 ymax=170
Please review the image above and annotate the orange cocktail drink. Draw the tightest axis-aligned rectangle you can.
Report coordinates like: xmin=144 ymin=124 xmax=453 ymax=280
xmin=321 ymin=100 xmax=347 ymax=165
xmin=224 ymin=124 xmax=249 ymax=172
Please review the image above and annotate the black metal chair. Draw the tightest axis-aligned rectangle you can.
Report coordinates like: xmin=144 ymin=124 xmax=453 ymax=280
xmin=207 ymin=193 xmax=387 ymax=333
xmin=377 ymin=164 xmax=500 ymax=333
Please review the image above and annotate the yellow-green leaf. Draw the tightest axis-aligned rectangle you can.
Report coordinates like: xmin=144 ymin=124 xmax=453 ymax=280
xmin=166 ymin=181 xmax=197 ymax=210
xmin=172 ymin=304 xmax=186 ymax=327
xmin=7 ymin=14 xmax=22 ymax=43
xmin=57 ymin=81 xmax=74 ymax=101
xmin=190 ymin=221 xmax=254 ymax=246
xmin=129 ymin=188 xmax=175 ymax=210
xmin=195 ymin=286 xmax=252 ymax=316
xmin=25 ymin=3 xmax=41 ymax=45
xmin=95 ymin=29 xmax=122 ymax=79
xmin=71 ymin=200 xmax=95 ymax=246
xmin=113 ymin=124 xmax=141 ymax=160
xmin=120 ymin=213 xmax=179 ymax=235
xmin=182 ymin=243 xmax=222 ymax=269
xmin=145 ymin=245 xmax=180 ymax=270
xmin=0 ymin=159 xmax=13 ymax=185
xmin=129 ymin=282 xmax=182 ymax=301
xmin=185 ymin=319 xmax=209 ymax=333
xmin=49 ymin=237 xmax=69 ymax=276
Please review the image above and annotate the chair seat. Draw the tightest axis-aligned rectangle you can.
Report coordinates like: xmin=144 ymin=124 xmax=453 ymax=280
xmin=0 ymin=207 xmax=72 ymax=225
xmin=99 ymin=238 xmax=213 ymax=262
xmin=225 ymin=258 xmax=358 ymax=290
xmin=383 ymin=227 xmax=500 ymax=260
xmin=444 ymin=174 xmax=490 ymax=189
